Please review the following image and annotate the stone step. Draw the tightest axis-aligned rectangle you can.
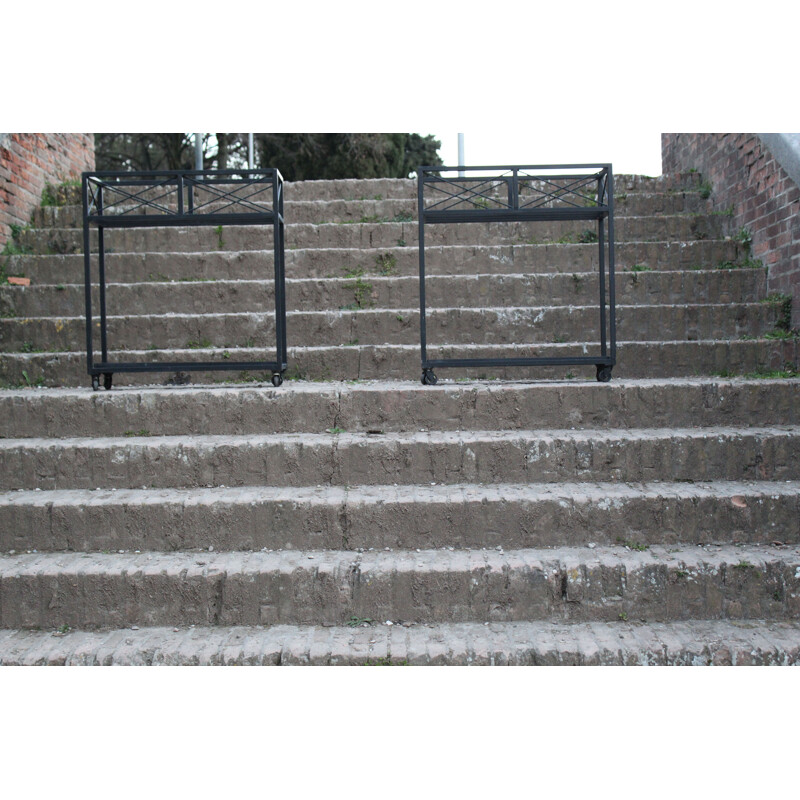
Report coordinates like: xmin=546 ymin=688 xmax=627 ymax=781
xmin=3 ymin=378 xmax=796 ymax=439
xmin=1 ymin=543 xmax=798 ymax=629
xmin=17 ymin=215 xmax=728 ymax=255
xmin=2 ymin=480 xmax=797 ymax=554
xmin=3 ymin=338 xmax=797 ymax=388
xmin=1 ymin=425 xmax=798 ymax=491
xmin=614 ymin=191 xmax=710 ymax=216
xmin=2 ymin=618 xmax=799 ymax=665
xmin=0 ymin=269 xmax=767 ymax=318
xmin=285 ymin=177 xmax=416 ymax=202
xmin=31 ymin=192 xmax=711 ymax=229
xmin=4 ymin=240 xmax=746 ymax=285
xmin=0 ymin=303 xmax=781 ymax=353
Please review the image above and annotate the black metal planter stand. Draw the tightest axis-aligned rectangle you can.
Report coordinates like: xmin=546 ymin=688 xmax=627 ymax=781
xmin=417 ymin=164 xmax=616 ymax=385
xmin=81 ymin=168 xmax=287 ymax=390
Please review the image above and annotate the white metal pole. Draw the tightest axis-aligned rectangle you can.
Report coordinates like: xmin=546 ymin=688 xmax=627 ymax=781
xmin=194 ymin=133 xmax=203 ymax=171
xmin=458 ymin=133 xmax=465 ymax=177
xmin=248 ymin=133 xmax=254 ymax=169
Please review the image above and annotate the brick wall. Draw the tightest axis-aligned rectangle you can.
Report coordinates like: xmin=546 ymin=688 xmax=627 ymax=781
xmin=0 ymin=133 xmax=95 ymax=248
xmin=662 ymin=133 xmax=800 ymax=322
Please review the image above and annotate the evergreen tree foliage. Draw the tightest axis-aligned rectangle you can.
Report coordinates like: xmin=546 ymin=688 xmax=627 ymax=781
xmin=256 ymin=133 xmax=442 ymax=180
xmin=94 ymin=133 xmax=197 ymax=171
xmin=94 ymin=133 xmax=442 ymax=178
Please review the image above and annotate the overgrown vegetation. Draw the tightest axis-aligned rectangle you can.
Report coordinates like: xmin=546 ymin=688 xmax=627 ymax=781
xmin=762 ymin=292 xmax=794 ymax=337
xmin=733 ymin=227 xmax=753 ymax=248
xmin=20 ymin=370 xmax=45 ymax=388
xmin=716 ymin=257 xmax=763 ymax=270
xmin=214 ymin=225 xmax=225 ymax=250
xmin=617 ymin=537 xmax=649 ymax=551
xmin=1 ymin=225 xmax=33 ymax=275
xmin=347 ymin=615 xmax=372 ymax=627
xmin=375 ymin=252 xmax=397 ymax=275
xmin=711 ymin=205 xmax=735 ymax=217
xmin=714 ymin=226 xmax=763 ymax=270
xmin=343 ymin=274 xmax=374 ymax=309
xmin=19 ymin=342 xmax=44 ymax=353
xmin=714 ymin=365 xmax=799 ymax=379
xmin=40 ymin=180 xmax=80 ymax=208
xmin=765 ymin=329 xmax=799 ymax=340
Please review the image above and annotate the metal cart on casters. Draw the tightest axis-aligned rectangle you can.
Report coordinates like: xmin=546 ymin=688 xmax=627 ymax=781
xmin=417 ymin=163 xmax=616 ymax=385
xmin=81 ymin=168 xmax=287 ymax=390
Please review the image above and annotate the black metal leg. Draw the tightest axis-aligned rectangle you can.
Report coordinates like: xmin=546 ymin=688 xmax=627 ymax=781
xmin=98 ymin=225 xmax=108 ymax=364
xmin=418 ymin=176 xmax=428 ymax=381
xmin=82 ymin=177 xmax=94 ymax=382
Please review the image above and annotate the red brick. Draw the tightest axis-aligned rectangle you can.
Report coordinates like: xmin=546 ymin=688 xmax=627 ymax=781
xmin=1 ymin=133 xmax=94 ymax=244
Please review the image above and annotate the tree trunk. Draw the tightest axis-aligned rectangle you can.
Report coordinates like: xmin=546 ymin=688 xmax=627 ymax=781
xmin=216 ymin=133 xmax=229 ymax=170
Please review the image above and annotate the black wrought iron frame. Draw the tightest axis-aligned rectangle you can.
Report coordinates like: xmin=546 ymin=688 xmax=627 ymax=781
xmin=81 ymin=168 xmax=287 ymax=390
xmin=417 ymin=164 xmax=616 ymax=384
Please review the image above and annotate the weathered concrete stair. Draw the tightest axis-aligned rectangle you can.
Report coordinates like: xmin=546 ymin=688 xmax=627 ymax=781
xmin=3 ymin=543 xmax=799 ymax=630
xmin=1 ymin=173 xmax=798 ymax=665
xmin=15 ymin=215 xmax=728 ymax=255
xmin=3 ymin=480 xmax=797 ymax=553
xmin=3 ymin=239 xmax=750 ymax=284
xmin=0 ymin=270 xmax=769 ymax=318
xmin=0 ymin=303 xmax=782 ymax=353
xmin=4 ymin=620 xmax=799 ymax=665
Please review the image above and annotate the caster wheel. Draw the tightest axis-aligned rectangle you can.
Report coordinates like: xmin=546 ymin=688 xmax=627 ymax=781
xmin=92 ymin=375 xmax=100 ymax=391
xmin=596 ymin=365 xmax=612 ymax=383
xmin=103 ymin=373 xmax=113 ymax=391
xmin=421 ymin=370 xmax=438 ymax=386
xmin=271 ymin=372 xmax=283 ymax=387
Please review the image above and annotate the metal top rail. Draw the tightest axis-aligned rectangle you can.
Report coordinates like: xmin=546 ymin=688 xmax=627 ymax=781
xmin=82 ymin=168 xmax=284 ymax=228
xmin=419 ymin=164 xmax=612 ymax=225
xmin=420 ymin=163 xmax=612 ymax=171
